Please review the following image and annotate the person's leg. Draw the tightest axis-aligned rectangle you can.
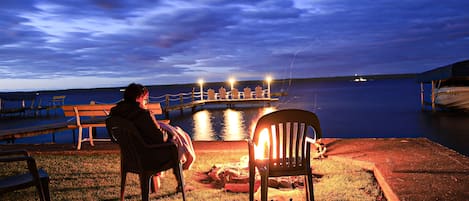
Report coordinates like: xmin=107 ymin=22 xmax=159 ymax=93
xmin=177 ymin=127 xmax=195 ymax=153
xmin=151 ymin=172 xmax=161 ymax=193
xmin=178 ymin=128 xmax=196 ymax=170
xmin=172 ymin=126 xmax=196 ymax=170
xmin=182 ymin=151 xmax=195 ymax=170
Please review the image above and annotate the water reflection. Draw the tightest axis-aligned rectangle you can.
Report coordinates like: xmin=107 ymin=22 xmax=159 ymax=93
xmin=222 ymin=109 xmax=247 ymax=140
xmin=192 ymin=110 xmax=216 ymax=141
xmin=190 ymin=107 xmax=277 ymax=141
xmin=420 ymin=111 xmax=469 ymax=156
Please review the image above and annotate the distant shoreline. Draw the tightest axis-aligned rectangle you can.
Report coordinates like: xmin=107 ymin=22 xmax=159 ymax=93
xmin=1 ymin=73 xmax=417 ymax=94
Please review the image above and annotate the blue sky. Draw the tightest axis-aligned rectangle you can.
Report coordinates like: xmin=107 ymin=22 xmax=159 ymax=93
xmin=1 ymin=0 xmax=468 ymax=92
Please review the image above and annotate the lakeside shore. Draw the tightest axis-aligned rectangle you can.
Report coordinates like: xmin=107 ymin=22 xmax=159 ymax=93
xmin=1 ymin=138 xmax=468 ymax=201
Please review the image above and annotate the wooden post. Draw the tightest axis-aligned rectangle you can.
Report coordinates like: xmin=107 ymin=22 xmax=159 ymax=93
xmin=21 ymin=99 xmax=25 ymax=117
xmin=420 ymin=82 xmax=424 ymax=111
xmin=165 ymin=95 xmax=170 ymax=118
xmin=431 ymin=80 xmax=436 ymax=111
xmin=191 ymin=88 xmax=195 ymax=102
xmin=35 ymin=98 xmax=42 ymax=117
xmin=179 ymin=94 xmax=183 ymax=114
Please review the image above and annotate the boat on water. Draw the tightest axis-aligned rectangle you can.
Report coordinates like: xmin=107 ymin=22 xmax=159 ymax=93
xmin=353 ymin=77 xmax=367 ymax=82
xmin=434 ymin=79 xmax=469 ymax=110
xmin=353 ymin=74 xmax=367 ymax=82
xmin=417 ymin=60 xmax=469 ymax=111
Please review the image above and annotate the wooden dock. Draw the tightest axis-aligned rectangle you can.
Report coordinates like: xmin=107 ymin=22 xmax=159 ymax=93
xmin=0 ymin=95 xmax=66 ymax=118
xmin=162 ymin=98 xmax=278 ymax=117
xmin=153 ymin=86 xmax=280 ymax=117
xmin=0 ymin=122 xmax=71 ymax=143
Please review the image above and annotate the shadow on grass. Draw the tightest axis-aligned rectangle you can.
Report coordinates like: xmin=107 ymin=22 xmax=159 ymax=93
xmin=100 ymin=191 xmax=181 ymax=201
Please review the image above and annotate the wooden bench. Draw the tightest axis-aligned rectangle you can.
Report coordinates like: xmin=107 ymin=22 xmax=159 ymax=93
xmin=62 ymin=102 xmax=163 ymax=150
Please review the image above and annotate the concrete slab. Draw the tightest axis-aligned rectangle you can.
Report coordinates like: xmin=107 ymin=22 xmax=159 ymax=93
xmin=324 ymin=138 xmax=469 ymax=201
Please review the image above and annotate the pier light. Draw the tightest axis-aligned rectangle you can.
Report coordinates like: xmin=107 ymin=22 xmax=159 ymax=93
xmin=266 ymin=76 xmax=272 ymax=98
xmin=198 ymin=79 xmax=204 ymax=100
xmin=229 ymin=77 xmax=236 ymax=90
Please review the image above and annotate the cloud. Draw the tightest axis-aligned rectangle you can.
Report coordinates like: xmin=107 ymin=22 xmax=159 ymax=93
xmin=0 ymin=0 xmax=468 ymax=91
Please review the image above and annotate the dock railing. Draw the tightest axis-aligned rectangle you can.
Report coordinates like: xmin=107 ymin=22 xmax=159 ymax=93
xmin=148 ymin=87 xmax=276 ymax=117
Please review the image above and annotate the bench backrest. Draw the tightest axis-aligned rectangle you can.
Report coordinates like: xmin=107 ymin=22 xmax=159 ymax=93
xmin=63 ymin=103 xmax=163 ymax=126
xmin=63 ymin=104 xmax=114 ymax=118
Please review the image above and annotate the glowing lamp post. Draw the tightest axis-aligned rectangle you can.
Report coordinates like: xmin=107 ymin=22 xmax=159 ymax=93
xmin=266 ymin=76 xmax=272 ymax=98
xmin=229 ymin=77 xmax=235 ymax=90
xmin=198 ymin=79 xmax=204 ymax=101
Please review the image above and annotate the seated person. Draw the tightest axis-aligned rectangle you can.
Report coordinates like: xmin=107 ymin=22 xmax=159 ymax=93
xmin=109 ymin=83 xmax=195 ymax=191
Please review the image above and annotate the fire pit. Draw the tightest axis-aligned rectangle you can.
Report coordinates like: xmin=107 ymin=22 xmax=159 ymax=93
xmin=201 ymin=155 xmax=312 ymax=193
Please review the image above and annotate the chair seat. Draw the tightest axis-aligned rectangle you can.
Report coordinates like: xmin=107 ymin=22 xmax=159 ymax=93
xmin=0 ymin=150 xmax=50 ymax=201
xmin=0 ymin=169 xmax=49 ymax=193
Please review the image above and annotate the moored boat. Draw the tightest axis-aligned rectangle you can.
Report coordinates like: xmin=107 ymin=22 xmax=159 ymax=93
xmin=434 ymin=79 xmax=469 ymax=110
xmin=417 ymin=60 xmax=469 ymax=111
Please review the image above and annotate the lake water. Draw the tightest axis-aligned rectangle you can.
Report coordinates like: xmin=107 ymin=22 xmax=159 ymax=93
xmin=1 ymin=78 xmax=468 ymax=156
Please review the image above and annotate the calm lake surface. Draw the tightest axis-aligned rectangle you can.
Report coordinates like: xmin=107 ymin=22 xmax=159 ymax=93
xmin=1 ymin=78 xmax=468 ymax=156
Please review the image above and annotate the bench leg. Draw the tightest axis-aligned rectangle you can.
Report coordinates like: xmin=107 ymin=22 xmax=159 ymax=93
xmin=38 ymin=169 xmax=51 ymax=201
xmin=89 ymin=127 xmax=95 ymax=146
xmin=77 ymin=126 xmax=83 ymax=150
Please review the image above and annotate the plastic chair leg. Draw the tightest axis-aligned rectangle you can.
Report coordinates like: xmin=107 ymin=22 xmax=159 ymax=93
xmin=175 ymin=163 xmax=186 ymax=201
xmin=260 ymin=172 xmax=269 ymax=201
xmin=40 ymin=175 xmax=51 ymax=201
xmin=139 ymin=174 xmax=150 ymax=201
xmin=306 ymin=172 xmax=314 ymax=201
xmin=120 ymin=172 xmax=127 ymax=201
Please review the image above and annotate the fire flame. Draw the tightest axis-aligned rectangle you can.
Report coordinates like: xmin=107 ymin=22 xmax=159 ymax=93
xmin=254 ymin=127 xmax=278 ymax=160
xmin=251 ymin=107 xmax=278 ymax=160
xmin=254 ymin=128 xmax=270 ymax=160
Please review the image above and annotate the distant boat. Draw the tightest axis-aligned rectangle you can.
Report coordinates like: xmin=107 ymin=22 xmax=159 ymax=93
xmin=353 ymin=77 xmax=368 ymax=82
xmin=417 ymin=60 xmax=469 ymax=111
xmin=353 ymin=74 xmax=367 ymax=82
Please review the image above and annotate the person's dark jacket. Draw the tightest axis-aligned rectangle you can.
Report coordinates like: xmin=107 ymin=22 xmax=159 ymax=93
xmin=109 ymin=100 xmax=166 ymax=144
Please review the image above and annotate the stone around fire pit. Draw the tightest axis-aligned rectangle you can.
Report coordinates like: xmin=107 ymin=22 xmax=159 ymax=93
xmin=200 ymin=155 xmax=316 ymax=194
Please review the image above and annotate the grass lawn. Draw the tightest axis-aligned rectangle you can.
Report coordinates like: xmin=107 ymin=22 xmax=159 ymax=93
xmin=0 ymin=150 xmax=385 ymax=201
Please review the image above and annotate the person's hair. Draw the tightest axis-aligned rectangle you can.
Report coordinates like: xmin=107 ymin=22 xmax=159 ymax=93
xmin=124 ymin=83 xmax=148 ymax=102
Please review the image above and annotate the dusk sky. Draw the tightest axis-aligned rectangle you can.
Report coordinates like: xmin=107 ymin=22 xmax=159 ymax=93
xmin=1 ymin=0 xmax=468 ymax=92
